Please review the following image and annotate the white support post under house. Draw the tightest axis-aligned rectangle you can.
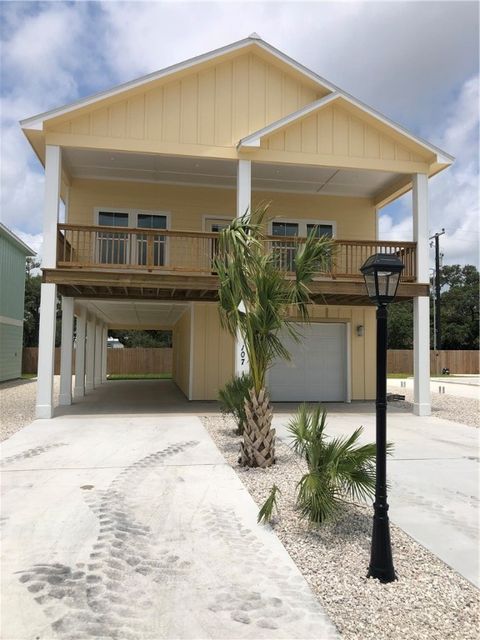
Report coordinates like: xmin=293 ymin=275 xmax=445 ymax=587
xmin=59 ymin=296 xmax=74 ymax=406
xmin=36 ymin=145 xmax=61 ymax=419
xmin=85 ymin=315 xmax=96 ymax=392
xmin=74 ymin=306 xmax=87 ymax=399
xmin=235 ymin=159 xmax=251 ymax=377
xmin=94 ymin=321 xmax=103 ymax=387
xmin=412 ymin=173 xmax=431 ymax=416
xmin=101 ymin=325 xmax=108 ymax=383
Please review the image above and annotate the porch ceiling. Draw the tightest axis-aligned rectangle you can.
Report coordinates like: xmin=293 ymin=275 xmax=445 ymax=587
xmin=63 ymin=148 xmax=403 ymax=199
xmin=75 ymin=299 xmax=189 ymax=329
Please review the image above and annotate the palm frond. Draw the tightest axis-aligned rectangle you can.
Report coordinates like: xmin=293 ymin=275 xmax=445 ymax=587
xmin=289 ymin=405 xmax=381 ymax=523
xmin=218 ymin=373 xmax=253 ymax=435
xmin=296 ymin=472 xmax=340 ymax=523
xmin=257 ymin=484 xmax=281 ymax=524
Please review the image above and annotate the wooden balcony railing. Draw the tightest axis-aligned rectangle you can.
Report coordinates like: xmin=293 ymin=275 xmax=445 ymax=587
xmin=56 ymin=224 xmax=417 ymax=281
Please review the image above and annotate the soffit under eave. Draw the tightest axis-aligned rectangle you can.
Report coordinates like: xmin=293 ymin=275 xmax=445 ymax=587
xmin=373 ymin=161 xmax=452 ymax=209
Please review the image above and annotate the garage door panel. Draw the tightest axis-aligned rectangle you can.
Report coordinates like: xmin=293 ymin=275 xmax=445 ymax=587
xmin=269 ymin=323 xmax=347 ymax=402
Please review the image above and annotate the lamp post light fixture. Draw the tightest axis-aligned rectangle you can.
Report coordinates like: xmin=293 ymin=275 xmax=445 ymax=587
xmin=360 ymin=253 xmax=404 ymax=583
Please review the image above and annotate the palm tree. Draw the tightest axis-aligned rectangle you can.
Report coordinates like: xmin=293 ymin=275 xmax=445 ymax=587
xmin=214 ymin=204 xmax=334 ymax=468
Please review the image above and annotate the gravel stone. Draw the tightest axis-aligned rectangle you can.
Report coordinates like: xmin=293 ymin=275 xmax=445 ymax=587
xmin=387 ymin=383 xmax=479 ymax=428
xmin=202 ymin=414 xmax=480 ymax=640
xmin=0 ymin=376 xmax=60 ymax=441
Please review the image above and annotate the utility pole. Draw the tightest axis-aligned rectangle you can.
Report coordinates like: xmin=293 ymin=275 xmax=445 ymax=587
xmin=429 ymin=229 xmax=445 ymax=351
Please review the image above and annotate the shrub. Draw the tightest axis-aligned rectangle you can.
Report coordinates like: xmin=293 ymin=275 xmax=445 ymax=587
xmin=218 ymin=373 xmax=253 ymax=435
xmin=288 ymin=403 xmax=382 ymax=524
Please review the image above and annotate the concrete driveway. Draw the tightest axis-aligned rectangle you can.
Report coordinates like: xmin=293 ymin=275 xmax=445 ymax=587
xmin=1 ymin=409 xmax=338 ymax=640
xmin=273 ymin=403 xmax=480 ymax=588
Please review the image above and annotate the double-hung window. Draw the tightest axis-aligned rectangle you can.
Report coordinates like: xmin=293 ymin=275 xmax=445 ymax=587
xmin=96 ymin=210 xmax=168 ymax=267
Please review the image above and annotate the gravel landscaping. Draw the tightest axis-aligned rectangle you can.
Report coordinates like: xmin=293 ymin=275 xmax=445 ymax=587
xmin=0 ymin=377 xmax=60 ymax=442
xmin=202 ymin=415 xmax=479 ymax=640
xmin=387 ymin=383 xmax=479 ymax=428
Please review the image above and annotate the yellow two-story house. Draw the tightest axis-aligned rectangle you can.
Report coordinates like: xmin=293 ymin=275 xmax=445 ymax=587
xmin=21 ymin=35 xmax=452 ymax=418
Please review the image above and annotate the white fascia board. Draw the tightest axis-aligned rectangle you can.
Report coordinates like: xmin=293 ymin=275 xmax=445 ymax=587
xmin=238 ymin=93 xmax=339 ymax=148
xmin=254 ymin=41 xmax=338 ymax=93
xmin=20 ymin=38 xmax=254 ymax=130
xmin=239 ymin=90 xmax=454 ymax=164
xmin=336 ymin=93 xmax=455 ymax=164
xmin=20 ymin=37 xmax=336 ymax=131
xmin=0 ymin=222 xmax=36 ymax=255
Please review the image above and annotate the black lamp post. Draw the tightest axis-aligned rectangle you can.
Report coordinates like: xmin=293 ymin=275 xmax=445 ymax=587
xmin=360 ymin=253 xmax=404 ymax=583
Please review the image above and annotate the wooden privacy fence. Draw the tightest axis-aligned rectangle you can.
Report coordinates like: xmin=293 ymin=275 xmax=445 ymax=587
xmin=388 ymin=350 xmax=479 ymax=375
xmin=22 ymin=347 xmax=173 ymax=375
xmin=107 ymin=348 xmax=172 ymax=375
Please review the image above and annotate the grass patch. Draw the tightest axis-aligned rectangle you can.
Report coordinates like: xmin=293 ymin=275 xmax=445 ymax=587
xmin=21 ymin=373 xmax=37 ymax=379
xmin=387 ymin=373 xmax=410 ymax=379
xmin=107 ymin=373 xmax=172 ymax=380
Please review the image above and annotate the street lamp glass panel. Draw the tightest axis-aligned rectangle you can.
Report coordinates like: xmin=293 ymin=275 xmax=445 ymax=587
xmin=360 ymin=254 xmax=404 ymax=305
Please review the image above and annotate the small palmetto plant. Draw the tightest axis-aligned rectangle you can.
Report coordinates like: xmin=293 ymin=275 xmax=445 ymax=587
xmin=288 ymin=404 xmax=382 ymax=524
xmin=218 ymin=373 xmax=253 ymax=435
xmin=257 ymin=484 xmax=281 ymax=525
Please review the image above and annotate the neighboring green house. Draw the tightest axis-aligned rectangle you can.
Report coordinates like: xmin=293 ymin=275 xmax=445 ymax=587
xmin=0 ymin=223 xmax=35 ymax=382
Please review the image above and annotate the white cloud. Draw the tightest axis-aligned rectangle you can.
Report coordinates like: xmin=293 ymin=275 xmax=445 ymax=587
xmin=1 ymin=1 xmax=478 ymax=269
xmin=380 ymin=72 xmax=479 ymax=267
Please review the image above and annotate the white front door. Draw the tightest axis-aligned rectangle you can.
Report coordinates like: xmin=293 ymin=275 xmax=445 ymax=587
xmin=268 ymin=323 xmax=347 ymax=402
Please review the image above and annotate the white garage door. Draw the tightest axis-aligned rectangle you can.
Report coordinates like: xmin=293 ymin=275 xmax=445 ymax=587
xmin=268 ymin=323 xmax=347 ymax=402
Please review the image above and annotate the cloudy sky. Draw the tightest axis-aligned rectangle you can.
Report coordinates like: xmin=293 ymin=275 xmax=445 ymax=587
xmin=1 ymin=0 xmax=478 ymax=266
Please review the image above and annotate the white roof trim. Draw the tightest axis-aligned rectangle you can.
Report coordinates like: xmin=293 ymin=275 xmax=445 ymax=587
xmin=239 ymin=91 xmax=454 ymax=163
xmin=20 ymin=37 xmax=336 ymax=130
xmin=0 ymin=223 xmax=36 ymax=255
xmin=238 ymin=93 xmax=340 ymax=148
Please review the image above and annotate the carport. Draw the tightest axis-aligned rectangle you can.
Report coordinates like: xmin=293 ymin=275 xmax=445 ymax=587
xmin=56 ymin=299 xmax=191 ymax=413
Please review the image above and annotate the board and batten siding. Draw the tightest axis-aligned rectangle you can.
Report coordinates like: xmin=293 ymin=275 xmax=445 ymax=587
xmin=0 ymin=230 xmax=32 ymax=381
xmin=172 ymin=306 xmax=192 ymax=397
xmin=67 ymin=179 xmax=376 ymax=240
xmin=0 ymin=233 xmax=28 ymax=321
xmin=176 ymin=301 xmax=374 ymax=401
xmin=46 ymin=52 xmax=326 ymax=149
xmin=262 ymin=102 xmax=427 ymax=164
xmin=191 ymin=303 xmax=235 ymax=401
xmin=0 ymin=323 xmax=24 ymax=382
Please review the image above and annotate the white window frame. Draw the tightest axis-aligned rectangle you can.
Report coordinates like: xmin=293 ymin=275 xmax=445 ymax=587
xmin=202 ymin=214 xmax=233 ymax=231
xmin=94 ymin=207 xmax=171 ymax=267
xmin=268 ymin=217 xmax=336 ymax=237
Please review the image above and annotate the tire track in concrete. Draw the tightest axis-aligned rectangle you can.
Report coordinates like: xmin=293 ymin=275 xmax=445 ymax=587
xmin=201 ymin=505 xmax=328 ymax=632
xmin=15 ymin=440 xmax=198 ymax=640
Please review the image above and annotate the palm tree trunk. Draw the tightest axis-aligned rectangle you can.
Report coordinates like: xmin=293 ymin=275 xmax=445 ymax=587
xmin=239 ymin=388 xmax=276 ymax=468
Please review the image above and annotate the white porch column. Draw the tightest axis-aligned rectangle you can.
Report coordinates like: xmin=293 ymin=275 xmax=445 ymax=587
xmin=101 ymin=325 xmax=108 ymax=383
xmin=35 ymin=284 xmax=57 ymax=418
xmin=59 ymin=296 xmax=74 ymax=405
xmin=74 ymin=307 xmax=87 ymax=399
xmin=85 ymin=315 xmax=96 ymax=392
xmin=235 ymin=160 xmax=251 ymax=377
xmin=236 ymin=159 xmax=251 ymax=218
xmin=94 ymin=321 xmax=103 ymax=387
xmin=35 ymin=145 xmax=61 ymax=419
xmin=412 ymin=173 xmax=431 ymax=416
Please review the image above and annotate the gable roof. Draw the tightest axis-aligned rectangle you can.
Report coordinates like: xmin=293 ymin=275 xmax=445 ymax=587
xmin=238 ymin=92 xmax=453 ymax=164
xmin=20 ymin=35 xmax=338 ymax=131
xmin=19 ymin=34 xmax=453 ymax=173
xmin=0 ymin=223 xmax=35 ymax=256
